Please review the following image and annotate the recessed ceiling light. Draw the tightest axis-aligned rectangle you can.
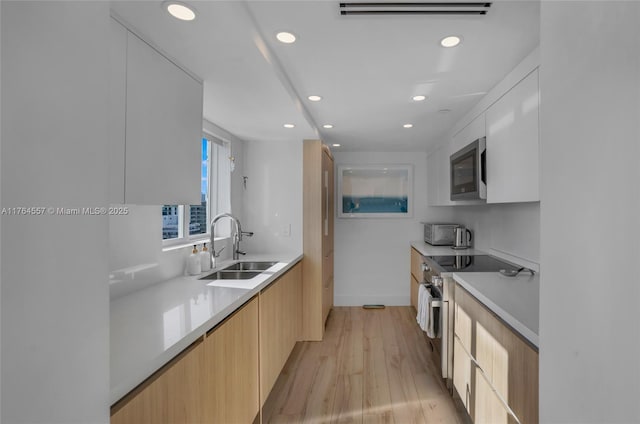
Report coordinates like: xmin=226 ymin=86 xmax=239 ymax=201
xmin=308 ymin=95 xmax=322 ymax=102
xmin=164 ymin=2 xmax=196 ymax=21
xmin=323 ymin=124 xmax=334 ymax=129
xmin=403 ymin=124 xmax=414 ymax=128
xmin=332 ymin=143 xmax=341 ymax=147
xmin=276 ymin=32 xmax=297 ymax=44
xmin=412 ymin=95 xmax=427 ymax=102
xmin=440 ymin=35 xmax=461 ymax=48
xmin=283 ymin=124 xmax=295 ymax=128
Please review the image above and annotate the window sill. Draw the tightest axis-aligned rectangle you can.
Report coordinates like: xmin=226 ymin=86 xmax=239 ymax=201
xmin=162 ymin=236 xmax=230 ymax=252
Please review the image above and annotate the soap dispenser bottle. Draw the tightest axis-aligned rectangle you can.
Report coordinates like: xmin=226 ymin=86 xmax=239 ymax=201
xmin=200 ymin=243 xmax=211 ymax=272
xmin=187 ymin=245 xmax=201 ymax=276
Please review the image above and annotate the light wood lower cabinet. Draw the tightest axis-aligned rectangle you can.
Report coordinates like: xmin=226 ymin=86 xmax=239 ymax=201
xmin=475 ymin=368 xmax=509 ymax=424
xmin=453 ymin=337 xmax=473 ymax=415
xmin=111 ymin=340 xmax=206 ymax=424
xmin=111 ymin=297 xmax=259 ymax=424
xmin=205 ymin=297 xmax=260 ymax=424
xmin=111 ymin=264 xmax=305 ymax=424
xmin=259 ymin=263 xmax=302 ymax=404
xmin=410 ymin=275 xmax=419 ymax=311
xmin=410 ymin=247 xmax=423 ymax=282
xmin=410 ymin=247 xmax=424 ymax=311
xmin=453 ymin=284 xmax=538 ymax=424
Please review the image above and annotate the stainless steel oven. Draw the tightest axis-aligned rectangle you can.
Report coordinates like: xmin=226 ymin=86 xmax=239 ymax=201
xmin=421 ymin=254 xmax=521 ymax=389
xmin=422 ymin=257 xmax=453 ymax=387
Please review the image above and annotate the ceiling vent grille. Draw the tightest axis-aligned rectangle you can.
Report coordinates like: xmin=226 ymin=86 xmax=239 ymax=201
xmin=339 ymin=2 xmax=492 ymax=16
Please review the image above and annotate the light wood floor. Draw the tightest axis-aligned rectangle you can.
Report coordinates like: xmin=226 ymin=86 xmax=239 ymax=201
xmin=262 ymin=306 xmax=469 ymax=424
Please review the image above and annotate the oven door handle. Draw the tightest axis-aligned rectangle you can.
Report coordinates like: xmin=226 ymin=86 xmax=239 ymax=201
xmin=440 ymin=299 xmax=448 ymax=339
xmin=429 ymin=298 xmax=443 ymax=308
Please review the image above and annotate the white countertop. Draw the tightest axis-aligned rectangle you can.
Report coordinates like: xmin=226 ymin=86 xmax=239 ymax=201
xmin=452 ymin=272 xmax=539 ymax=348
xmin=110 ymin=253 xmax=302 ymax=405
xmin=411 ymin=240 xmax=539 ymax=348
xmin=410 ymin=240 xmax=486 ymax=258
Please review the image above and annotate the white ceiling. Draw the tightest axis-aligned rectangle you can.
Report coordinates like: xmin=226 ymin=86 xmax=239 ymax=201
xmin=110 ymin=0 xmax=540 ymax=152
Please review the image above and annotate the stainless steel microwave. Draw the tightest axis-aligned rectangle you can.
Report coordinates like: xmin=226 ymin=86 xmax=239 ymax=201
xmin=450 ymin=137 xmax=486 ymax=201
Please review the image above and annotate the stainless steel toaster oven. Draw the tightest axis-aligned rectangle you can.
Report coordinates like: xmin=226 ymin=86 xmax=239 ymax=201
xmin=423 ymin=223 xmax=458 ymax=246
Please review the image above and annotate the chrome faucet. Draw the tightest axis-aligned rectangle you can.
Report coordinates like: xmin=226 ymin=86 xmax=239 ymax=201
xmin=209 ymin=213 xmax=252 ymax=263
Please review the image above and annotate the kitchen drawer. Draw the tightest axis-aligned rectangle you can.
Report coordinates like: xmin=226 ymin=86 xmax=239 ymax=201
xmin=455 ymin=302 xmax=472 ymax=352
xmin=453 ymin=336 xmax=473 ymax=415
xmin=475 ymin=367 xmax=509 ymax=424
xmin=410 ymin=275 xmax=419 ymax=311
xmin=455 ymin=283 xmax=539 ymax=424
xmin=411 ymin=247 xmax=423 ymax=281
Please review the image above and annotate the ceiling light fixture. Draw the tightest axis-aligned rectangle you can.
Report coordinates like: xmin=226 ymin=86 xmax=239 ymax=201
xmin=412 ymin=95 xmax=427 ymax=102
xmin=283 ymin=124 xmax=295 ymax=128
xmin=323 ymin=124 xmax=334 ymax=129
xmin=440 ymin=35 xmax=461 ymax=47
xmin=308 ymin=95 xmax=322 ymax=102
xmin=332 ymin=143 xmax=341 ymax=147
xmin=164 ymin=1 xmax=196 ymax=21
xmin=276 ymin=32 xmax=297 ymax=44
xmin=403 ymin=124 xmax=414 ymax=128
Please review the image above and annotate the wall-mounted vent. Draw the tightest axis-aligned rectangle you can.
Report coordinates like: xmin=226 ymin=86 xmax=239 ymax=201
xmin=339 ymin=2 xmax=492 ymax=16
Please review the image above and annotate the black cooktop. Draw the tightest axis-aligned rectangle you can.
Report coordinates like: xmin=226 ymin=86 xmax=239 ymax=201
xmin=430 ymin=255 xmax=520 ymax=273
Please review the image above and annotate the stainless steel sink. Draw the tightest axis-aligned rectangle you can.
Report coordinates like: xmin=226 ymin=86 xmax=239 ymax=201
xmin=222 ymin=261 xmax=277 ymax=271
xmin=199 ymin=270 xmax=262 ymax=280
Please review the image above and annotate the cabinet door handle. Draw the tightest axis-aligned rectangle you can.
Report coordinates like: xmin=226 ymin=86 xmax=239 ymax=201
xmin=466 ymin=383 xmax=470 ymax=409
xmin=324 ymin=170 xmax=329 ymax=236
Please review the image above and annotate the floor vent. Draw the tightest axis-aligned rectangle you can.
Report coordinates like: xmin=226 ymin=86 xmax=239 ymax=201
xmin=339 ymin=2 xmax=492 ymax=16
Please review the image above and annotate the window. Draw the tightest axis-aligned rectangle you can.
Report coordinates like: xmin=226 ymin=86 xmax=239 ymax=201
xmin=162 ymin=135 xmax=231 ymax=245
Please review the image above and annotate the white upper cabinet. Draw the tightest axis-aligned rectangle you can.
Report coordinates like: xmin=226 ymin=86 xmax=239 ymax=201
xmin=485 ymin=69 xmax=540 ymax=203
xmin=109 ymin=18 xmax=203 ymax=205
xmin=109 ymin=19 xmax=127 ymax=204
xmin=452 ymin=113 xmax=486 ymax=153
xmin=427 ymin=144 xmax=454 ymax=206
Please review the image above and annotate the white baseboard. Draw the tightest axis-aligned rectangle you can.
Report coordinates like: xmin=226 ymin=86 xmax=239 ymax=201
xmin=334 ymin=295 xmax=409 ymax=307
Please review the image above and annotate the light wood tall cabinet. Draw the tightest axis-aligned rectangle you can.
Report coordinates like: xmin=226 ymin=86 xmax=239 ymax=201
xmin=303 ymin=140 xmax=335 ymax=341
xmin=259 ymin=263 xmax=302 ymax=404
xmin=453 ymin=284 xmax=539 ymax=424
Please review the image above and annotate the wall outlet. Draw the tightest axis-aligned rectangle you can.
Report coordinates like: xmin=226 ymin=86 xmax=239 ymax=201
xmin=281 ymin=224 xmax=291 ymax=237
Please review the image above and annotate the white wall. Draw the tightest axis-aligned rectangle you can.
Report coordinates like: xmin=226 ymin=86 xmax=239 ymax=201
xmin=1 ymin=2 xmax=110 ymax=422
xmin=450 ymin=202 xmax=540 ymax=264
xmin=0 ymin=2 xmax=3 ymax=418
xmin=241 ymin=139 xmax=303 ymax=255
xmin=539 ymin=2 xmax=640 ymax=423
xmin=333 ymin=151 xmax=451 ymax=306
xmin=109 ymin=130 xmax=245 ymax=300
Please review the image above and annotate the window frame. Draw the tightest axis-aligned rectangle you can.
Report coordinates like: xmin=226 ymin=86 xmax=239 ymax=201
xmin=162 ymin=134 xmax=222 ymax=248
